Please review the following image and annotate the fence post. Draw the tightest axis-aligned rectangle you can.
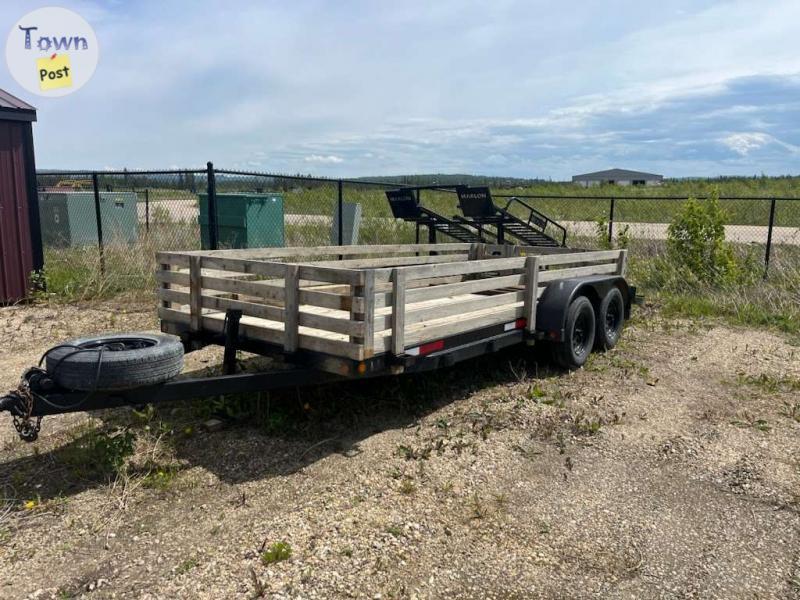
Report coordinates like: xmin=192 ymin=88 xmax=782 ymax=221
xmin=337 ymin=179 xmax=344 ymax=246
xmin=607 ymin=197 xmax=615 ymax=245
xmin=764 ymin=198 xmax=776 ymax=278
xmin=91 ymin=172 xmax=105 ymax=274
xmin=144 ymin=188 xmax=150 ymax=233
xmin=206 ymin=161 xmax=218 ymax=250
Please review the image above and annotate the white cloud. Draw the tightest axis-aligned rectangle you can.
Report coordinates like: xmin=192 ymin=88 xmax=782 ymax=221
xmin=721 ymin=132 xmax=800 ymax=156
xmin=304 ymin=154 xmax=344 ymax=164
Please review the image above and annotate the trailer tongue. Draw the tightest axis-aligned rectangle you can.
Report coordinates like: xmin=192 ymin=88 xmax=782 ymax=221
xmin=1 ymin=243 xmax=633 ymax=442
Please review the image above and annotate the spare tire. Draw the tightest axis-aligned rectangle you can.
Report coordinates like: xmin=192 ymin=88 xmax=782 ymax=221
xmin=45 ymin=333 xmax=184 ymax=391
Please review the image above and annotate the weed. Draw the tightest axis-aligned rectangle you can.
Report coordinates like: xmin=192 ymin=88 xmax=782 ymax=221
xmin=385 ymin=525 xmax=403 ymax=537
xmin=398 ymin=478 xmax=416 ymax=495
xmin=176 ymin=557 xmax=199 ymax=574
xmin=780 ymin=401 xmax=800 ymax=422
xmin=730 ymin=412 xmax=771 ymax=432
xmin=341 ymin=547 xmax=353 ymax=557
xmin=737 ymin=373 xmax=800 ymax=394
xmin=468 ymin=493 xmax=489 ymax=520
xmin=62 ymin=428 xmax=135 ymax=480
xmin=261 ymin=542 xmax=292 ymax=565
xmin=141 ymin=462 xmax=181 ymax=489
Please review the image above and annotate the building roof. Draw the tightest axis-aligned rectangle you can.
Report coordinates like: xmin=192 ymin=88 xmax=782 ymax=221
xmin=572 ymin=168 xmax=662 ymax=181
xmin=0 ymin=88 xmax=36 ymax=122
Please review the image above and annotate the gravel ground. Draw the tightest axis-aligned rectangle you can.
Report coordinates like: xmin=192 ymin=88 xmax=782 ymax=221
xmin=0 ymin=301 xmax=798 ymax=599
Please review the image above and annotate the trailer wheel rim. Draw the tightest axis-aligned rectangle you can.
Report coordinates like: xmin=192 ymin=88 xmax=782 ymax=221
xmin=572 ymin=311 xmax=591 ymax=357
xmin=604 ymin=299 xmax=622 ymax=338
xmin=77 ymin=337 xmax=158 ymax=352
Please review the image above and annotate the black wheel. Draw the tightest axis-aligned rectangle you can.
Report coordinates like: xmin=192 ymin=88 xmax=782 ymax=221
xmin=45 ymin=333 xmax=184 ymax=391
xmin=595 ymin=288 xmax=625 ymax=350
xmin=552 ymin=296 xmax=596 ymax=369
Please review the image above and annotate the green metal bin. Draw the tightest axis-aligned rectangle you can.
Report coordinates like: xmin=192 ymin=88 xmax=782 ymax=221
xmin=199 ymin=193 xmax=285 ymax=249
xmin=38 ymin=191 xmax=139 ymax=247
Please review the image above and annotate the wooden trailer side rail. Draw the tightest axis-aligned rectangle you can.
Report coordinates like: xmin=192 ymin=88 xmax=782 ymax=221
xmin=156 ymin=245 xmax=627 ymax=366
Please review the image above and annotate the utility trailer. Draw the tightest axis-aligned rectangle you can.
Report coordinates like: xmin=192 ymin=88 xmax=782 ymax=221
xmin=1 ymin=243 xmax=633 ymax=441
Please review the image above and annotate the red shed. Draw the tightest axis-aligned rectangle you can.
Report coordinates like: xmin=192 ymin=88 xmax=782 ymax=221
xmin=0 ymin=89 xmax=42 ymax=304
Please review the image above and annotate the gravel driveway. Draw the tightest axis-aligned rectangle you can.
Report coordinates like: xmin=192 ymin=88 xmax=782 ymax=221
xmin=1 ymin=301 xmax=798 ymax=598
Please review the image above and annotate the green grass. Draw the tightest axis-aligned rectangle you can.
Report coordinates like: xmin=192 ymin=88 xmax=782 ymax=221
xmin=261 ymin=542 xmax=292 ymax=565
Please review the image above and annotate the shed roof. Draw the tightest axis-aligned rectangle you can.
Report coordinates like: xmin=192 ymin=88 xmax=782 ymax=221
xmin=0 ymin=88 xmax=36 ymax=122
xmin=572 ymin=168 xmax=662 ymax=181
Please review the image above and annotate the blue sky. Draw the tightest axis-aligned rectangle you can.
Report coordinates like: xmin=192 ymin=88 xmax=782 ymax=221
xmin=2 ymin=0 xmax=799 ymax=179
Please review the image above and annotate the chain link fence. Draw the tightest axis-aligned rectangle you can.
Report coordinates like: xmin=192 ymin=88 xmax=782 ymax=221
xmin=34 ymin=166 xmax=800 ymax=298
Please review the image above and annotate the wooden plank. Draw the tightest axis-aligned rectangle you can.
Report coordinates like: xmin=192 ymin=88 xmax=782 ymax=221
xmin=201 ymin=275 xmax=285 ymax=301
xmin=538 ymin=250 xmax=621 ymax=267
xmin=406 ymin=273 xmax=525 ymax=304
xmin=296 ymin=264 xmax=364 ymax=285
xmin=524 ymin=256 xmax=540 ymax=333
xmin=299 ymin=311 xmax=365 ymax=337
xmin=401 ymin=256 xmax=525 ymax=281
xmin=157 ymin=288 xmax=190 ymax=306
xmin=283 ymin=265 xmax=300 ymax=352
xmin=200 ymin=294 xmax=283 ymax=322
xmin=300 ymin=288 xmax=354 ymax=312
xmin=200 ymin=286 xmax=358 ymax=335
xmin=300 ymin=253 xmax=467 ymax=271
xmin=155 ymin=252 xmax=190 ymax=268
xmin=158 ymin=306 xmax=190 ymax=325
xmin=155 ymin=270 xmax=189 ymax=286
xmin=538 ymin=263 xmax=618 ymax=282
xmin=361 ymin=270 xmax=375 ymax=357
xmin=200 ymin=256 xmax=287 ymax=278
xmin=159 ymin=263 xmax=171 ymax=309
xmin=183 ymin=243 xmax=471 ymax=260
xmin=376 ymin=290 xmax=533 ymax=331
xmin=616 ymin=249 xmax=628 ymax=275
xmin=189 ymin=256 xmax=202 ymax=331
xmin=404 ymin=304 xmax=524 ymax=347
xmin=159 ymin=305 xmax=365 ymax=360
xmin=391 ymin=268 xmax=406 ymax=355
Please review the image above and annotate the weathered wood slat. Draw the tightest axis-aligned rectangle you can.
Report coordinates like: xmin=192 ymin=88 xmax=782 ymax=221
xmin=157 ymin=288 xmax=190 ymax=306
xmin=182 ymin=243 xmax=470 ymax=260
xmin=391 ymin=269 xmax=406 ymax=355
xmin=189 ymin=255 xmax=202 ymax=331
xmin=404 ymin=304 xmax=524 ymax=346
xmin=406 ymin=273 xmax=525 ymax=304
xmin=155 ymin=270 xmax=190 ymax=286
xmin=538 ymin=263 xmax=618 ymax=282
xmin=375 ymin=289 xmax=534 ymax=331
xmin=200 ymin=256 xmax=287 ymax=278
xmin=283 ymin=265 xmax=300 ymax=352
xmin=538 ymin=250 xmax=621 ymax=266
xmin=302 ymin=253 xmax=468 ymax=272
xmin=524 ymin=256 xmax=540 ymax=334
xmin=201 ymin=275 xmax=286 ymax=301
xmin=401 ymin=257 xmax=526 ymax=281
xmin=155 ymin=252 xmax=190 ymax=268
xmin=296 ymin=264 xmax=364 ymax=285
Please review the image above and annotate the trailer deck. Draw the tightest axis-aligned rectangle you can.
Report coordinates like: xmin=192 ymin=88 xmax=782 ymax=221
xmin=156 ymin=243 xmax=628 ymax=375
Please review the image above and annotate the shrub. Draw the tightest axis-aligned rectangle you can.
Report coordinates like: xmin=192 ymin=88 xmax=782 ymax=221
xmin=666 ymin=190 xmax=737 ymax=284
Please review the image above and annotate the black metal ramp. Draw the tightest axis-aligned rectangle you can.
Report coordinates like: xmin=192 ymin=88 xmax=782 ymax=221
xmin=385 ymin=189 xmax=491 ymax=243
xmin=455 ymin=186 xmax=567 ymax=247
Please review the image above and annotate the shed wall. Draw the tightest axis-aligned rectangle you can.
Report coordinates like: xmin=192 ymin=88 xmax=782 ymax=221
xmin=0 ymin=120 xmax=34 ymax=303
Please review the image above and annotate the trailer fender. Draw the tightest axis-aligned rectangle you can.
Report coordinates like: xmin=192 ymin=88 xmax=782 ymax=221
xmin=535 ymin=276 xmax=631 ymax=342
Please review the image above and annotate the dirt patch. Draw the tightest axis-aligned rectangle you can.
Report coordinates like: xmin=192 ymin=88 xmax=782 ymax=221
xmin=0 ymin=304 xmax=798 ymax=599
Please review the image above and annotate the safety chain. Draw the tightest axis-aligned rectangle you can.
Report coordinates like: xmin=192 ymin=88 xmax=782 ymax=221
xmin=11 ymin=371 xmax=42 ymax=442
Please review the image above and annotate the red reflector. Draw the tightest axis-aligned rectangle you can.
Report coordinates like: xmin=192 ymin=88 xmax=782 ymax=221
xmin=514 ymin=318 xmax=527 ymax=329
xmin=419 ymin=339 xmax=445 ymax=355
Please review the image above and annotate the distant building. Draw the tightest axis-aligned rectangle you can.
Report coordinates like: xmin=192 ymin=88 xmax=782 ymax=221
xmin=572 ymin=168 xmax=663 ymax=187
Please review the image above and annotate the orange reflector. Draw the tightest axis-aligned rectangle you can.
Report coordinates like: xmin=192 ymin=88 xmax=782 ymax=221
xmin=357 ymin=361 xmax=367 ymax=374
